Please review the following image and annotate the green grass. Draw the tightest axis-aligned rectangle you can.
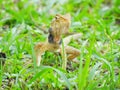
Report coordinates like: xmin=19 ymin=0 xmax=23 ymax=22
xmin=0 ymin=0 xmax=120 ymax=89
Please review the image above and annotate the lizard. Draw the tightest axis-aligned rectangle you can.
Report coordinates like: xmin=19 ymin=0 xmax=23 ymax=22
xmin=34 ymin=14 xmax=82 ymax=67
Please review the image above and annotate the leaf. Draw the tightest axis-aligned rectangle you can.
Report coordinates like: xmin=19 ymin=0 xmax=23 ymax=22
xmin=88 ymin=62 xmax=102 ymax=80
xmin=94 ymin=55 xmax=112 ymax=74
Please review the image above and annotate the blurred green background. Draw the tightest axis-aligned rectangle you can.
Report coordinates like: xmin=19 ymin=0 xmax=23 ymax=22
xmin=0 ymin=0 xmax=120 ymax=90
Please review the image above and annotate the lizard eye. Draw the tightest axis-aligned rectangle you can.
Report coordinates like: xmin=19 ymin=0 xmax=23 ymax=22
xmin=55 ymin=16 xmax=59 ymax=20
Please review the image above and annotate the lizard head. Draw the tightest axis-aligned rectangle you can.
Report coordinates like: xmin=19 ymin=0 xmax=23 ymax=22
xmin=49 ymin=14 xmax=71 ymax=44
xmin=51 ymin=14 xmax=71 ymax=35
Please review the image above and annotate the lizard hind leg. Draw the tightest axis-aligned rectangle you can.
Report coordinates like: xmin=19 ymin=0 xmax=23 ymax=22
xmin=65 ymin=46 xmax=80 ymax=63
xmin=34 ymin=42 xmax=46 ymax=66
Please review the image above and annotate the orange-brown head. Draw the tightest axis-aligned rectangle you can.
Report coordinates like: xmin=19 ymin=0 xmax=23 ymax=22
xmin=49 ymin=14 xmax=71 ymax=44
xmin=51 ymin=14 xmax=71 ymax=34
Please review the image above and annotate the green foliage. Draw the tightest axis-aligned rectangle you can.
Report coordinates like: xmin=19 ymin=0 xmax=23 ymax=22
xmin=0 ymin=0 xmax=120 ymax=89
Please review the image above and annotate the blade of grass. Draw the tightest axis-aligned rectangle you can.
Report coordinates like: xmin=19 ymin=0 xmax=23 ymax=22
xmin=28 ymin=66 xmax=51 ymax=85
xmin=0 ymin=60 xmax=3 ymax=86
xmin=78 ymin=39 xmax=88 ymax=89
xmin=27 ymin=25 xmax=36 ymax=73
xmin=78 ymin=29 xmax=95 ymax=89
xmin=88 ymin=62 xmax=102 ymax=81
xmin=61 ymin=38 xmax=67 ymax=70
xmin=28 ymin=66 xmax=71 ymax=89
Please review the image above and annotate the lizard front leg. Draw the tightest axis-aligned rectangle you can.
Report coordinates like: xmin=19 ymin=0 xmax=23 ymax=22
xmin=34 ymin=42 xmax=47 ymax=66
xmin=63 ymin=33 xmax=82 ymax=46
